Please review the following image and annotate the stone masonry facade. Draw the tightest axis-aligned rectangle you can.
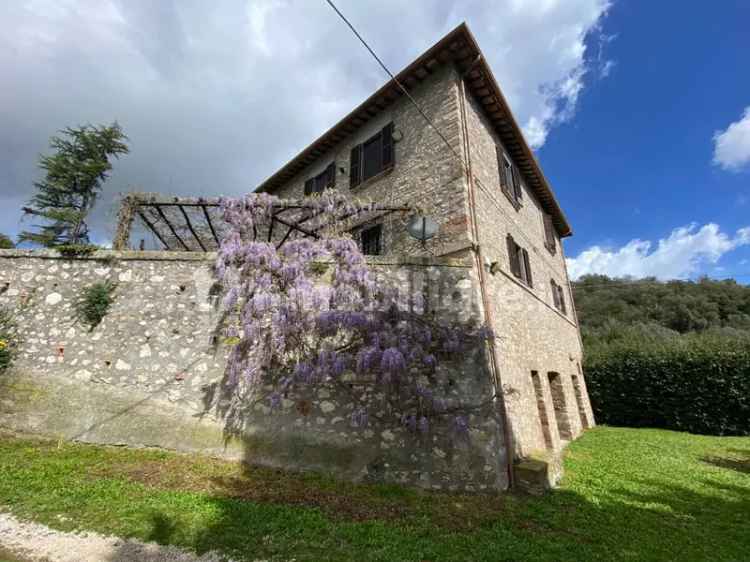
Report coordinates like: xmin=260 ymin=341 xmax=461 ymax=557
xmin=259 ymin=48 xmax=595 ymax=474
xmin=1 ymin=25 xmax=593 ymax=492
xmin=0 ymin=249 xmax=508 ymax=492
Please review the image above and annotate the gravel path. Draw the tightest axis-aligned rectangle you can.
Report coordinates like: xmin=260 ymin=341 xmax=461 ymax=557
xmin=0 ymin=512 xmax=238 ymax=562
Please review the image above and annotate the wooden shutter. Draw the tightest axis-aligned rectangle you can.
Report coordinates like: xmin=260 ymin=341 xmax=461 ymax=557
xmin=497 ymin=145 xmax=508 ymax=191
xmin=350 ymin=144 xmax=362 ymax=188
xmin=522 ymin=248 xmax=533 ymax=287
xmin=558 ymin=285 xmax=567 ymax=314
xmin=507 ymin=234 xmax=520 ymax=278
xmin=326 ymin=162 xmax=336 ymax=189
xmin=304 ymin=178 xmax=314 ymax=196
xmin=551 ymin=280 xmax=559 ymax=308
xmin=381 ymin=122 xmax=394 ymax=169
xmin=512 ymin=165 xmax=523 ymax=202
xmin=543 ymin=213 xmax=556 ymax=253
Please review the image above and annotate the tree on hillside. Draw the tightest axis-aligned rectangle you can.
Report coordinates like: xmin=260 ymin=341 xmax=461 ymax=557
xmin=0 ymin=234 xmax=14 ymax=249
xmin=19 ymin=123 xmax=129 ymax=248
xmin=573 ymin=274 xmax=750 ymax=349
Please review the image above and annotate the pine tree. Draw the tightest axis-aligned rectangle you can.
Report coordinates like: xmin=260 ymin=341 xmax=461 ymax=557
xmin=20 ymin=123 xmax=129 ymax=248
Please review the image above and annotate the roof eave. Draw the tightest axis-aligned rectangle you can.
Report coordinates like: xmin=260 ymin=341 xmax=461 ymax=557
xmin=255 ymin=22 xmax=573 ymax=238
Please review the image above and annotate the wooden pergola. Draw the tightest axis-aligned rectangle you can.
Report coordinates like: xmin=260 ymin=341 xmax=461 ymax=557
xmin=113 ymin=192 xmax=411 ymax=252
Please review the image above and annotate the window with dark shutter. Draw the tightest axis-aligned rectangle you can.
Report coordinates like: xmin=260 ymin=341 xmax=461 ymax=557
xmin=352 ymin=122 xmax=396 ymax=187
xmin=557 ymin=284 xmax=567 ymax=314
xmin=497 ymin=146 xmax=510 ymax=193
xmin=507 ymin=234 xmax=533 ymax=287
xmin=512 ymin=165 xmax=523 ymax=202
xmin=507 ymin=234 xmax=520 ymax=278
xmin=361 ymin=224 xmax=382 ymax=256
xmin=497 ymin=147 xmax=522 ymax=210
xmin=306 ymin=162 xmax=336 ymax=195
xmin=551 ymin=279 xmax=560 ymax=308
xmin=543 ymin=213 xmax=557 ymax=255
xmin=350 ymin=145 xmax=362 ymax=188
xmin=362 ymin=133 xmax=381 ymax=181
xmin=551 ymin=279 xmax=567 ymax=314
xmin=304 ymin=178 xmax=314 ymax=196
xmin=522 ymin=248 xmax=533 ymax=288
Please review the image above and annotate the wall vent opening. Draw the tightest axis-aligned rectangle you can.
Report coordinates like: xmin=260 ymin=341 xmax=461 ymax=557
xmin=547 ymin=372 xmax=573 ymax=441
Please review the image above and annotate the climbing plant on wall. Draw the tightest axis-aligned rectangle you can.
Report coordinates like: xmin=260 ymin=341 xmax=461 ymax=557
xmin=0 ymin=306 xmax=19 ymax=374
xmin=217 ymin=191 xmax=493 ymax=434
xmin=74 ymin=281 xmax=117 ymax=330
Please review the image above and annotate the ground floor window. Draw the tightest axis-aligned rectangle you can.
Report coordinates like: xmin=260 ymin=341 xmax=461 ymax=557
xmin=360 ymin=224 xmax=383 ymax=256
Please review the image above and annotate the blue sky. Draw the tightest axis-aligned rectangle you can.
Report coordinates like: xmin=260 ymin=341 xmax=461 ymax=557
xmin=1 ymin=1 xmax=748 ymax=281
xmin=547 ymin=1 xmax=750 ymax=280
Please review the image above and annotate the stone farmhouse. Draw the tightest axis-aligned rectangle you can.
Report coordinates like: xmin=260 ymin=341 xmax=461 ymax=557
xmin=0 ymin=23 xmax=592 ymax=492
xmin=248 ymin=22 xmax=595 ymax=468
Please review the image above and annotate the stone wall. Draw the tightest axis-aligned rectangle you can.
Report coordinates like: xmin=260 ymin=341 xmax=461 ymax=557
xmin=263 ymin=59 xmax=596 ymax=463
xmin=0 ymin=249 xmax=508 ymax=492
xmin=456 ymin=77 xmax=595 ymax=459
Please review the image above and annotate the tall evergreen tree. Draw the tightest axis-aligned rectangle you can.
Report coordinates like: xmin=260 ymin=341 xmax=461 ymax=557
xmin=20 ymin=123 xmax=129 ymax=247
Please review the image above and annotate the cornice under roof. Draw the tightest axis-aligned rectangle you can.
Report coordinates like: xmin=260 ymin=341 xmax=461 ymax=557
xmin=255 ymin=22 xmax=572 ymax=238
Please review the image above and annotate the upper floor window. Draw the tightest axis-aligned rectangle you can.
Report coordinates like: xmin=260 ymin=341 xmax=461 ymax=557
xmin=496 ymin=146 xmax=523 ymax=209
xmin=506 ymin=234 xmax=533 ymax=287
xmin=304 ymin=162 xmax=336 ymax=195
xmin=543 ymin=213 xmax=557 ymax=255
xmin=360 ymin=224 xmax=383 ymax=255
xmin=550 ymin=279 xmax=567 ymax=314
xmin=350 ymin=122 xmax=395 ymax=188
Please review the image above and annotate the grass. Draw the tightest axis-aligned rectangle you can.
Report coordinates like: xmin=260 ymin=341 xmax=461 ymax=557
xmin=0 ymin=427 xmax=748 ymax=561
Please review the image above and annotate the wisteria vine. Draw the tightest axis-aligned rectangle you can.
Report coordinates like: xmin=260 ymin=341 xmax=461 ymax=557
xmin=216 ymin=190 xmax=492 ymax=434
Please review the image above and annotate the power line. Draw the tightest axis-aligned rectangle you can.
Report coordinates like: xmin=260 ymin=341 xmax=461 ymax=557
xmin=322 ymin=1 xmax=750 ymax=294
xmin=321 ymin=1 xmax=579 ymax=274
xmin=323 ymin=0 xmax=466 ymax=166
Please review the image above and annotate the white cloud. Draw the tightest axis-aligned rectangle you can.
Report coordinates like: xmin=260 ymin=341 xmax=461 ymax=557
xmin=0 ymin=0 xmax=612 ymax=240
xmin=566 ymin=223 xmax=750 ymax=280
xmin=713 ymin=106 xmax=750 ymax=172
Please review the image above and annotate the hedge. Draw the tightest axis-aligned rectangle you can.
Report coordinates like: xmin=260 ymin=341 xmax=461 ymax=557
xmin=584 ymin=337 xmax=750 ymax=436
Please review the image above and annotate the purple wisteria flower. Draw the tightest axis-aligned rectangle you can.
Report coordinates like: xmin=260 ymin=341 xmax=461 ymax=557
xmin=216 ymin=191 xmax=488 ymax=440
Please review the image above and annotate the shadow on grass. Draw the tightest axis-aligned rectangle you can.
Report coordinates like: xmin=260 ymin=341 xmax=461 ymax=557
xmin=102 ymin=450 xmax=750 ymax=562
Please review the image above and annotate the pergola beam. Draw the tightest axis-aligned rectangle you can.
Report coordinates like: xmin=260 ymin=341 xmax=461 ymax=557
xmin=178 ymin=205 xmax=207 ymax=251
xmin=201 ymin=205 xmax=220 ymax=246
xmin=116 ymin=192 xmax=411 ymax=252
xmin=155 ymin=205 xmax=190 ymax=251
xmin=136 ymin=210 xmax=171 ymax=250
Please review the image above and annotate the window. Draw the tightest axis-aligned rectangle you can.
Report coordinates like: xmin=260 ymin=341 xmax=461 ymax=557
xmin=506 ymin=234 xmax=533 ymax=287
xmin=496 ymin=146 xmax=523 ymax=209
xmin=531 ymin=371 xmax=553 ymax=450
xmin=550 ymin=279 xmax=567 ymax=314
xmin=543 ymin=213 xmax=557 ymax=255
xmin=304 ymin=162 xmax=336 ymax=195
xmin=350 ymin=122 xmax=394 ymax=188
xmin=547 ymin=372 xmax=573 ymax=440
xmin=360 ymin=224 xmax=383 ymax=256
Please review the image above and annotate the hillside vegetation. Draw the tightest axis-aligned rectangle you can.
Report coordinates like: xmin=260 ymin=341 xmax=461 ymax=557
xmin=574 ymin=274 xmax=750 ymax=345
xmin=573 ymin=275 xmax=750 ymax=434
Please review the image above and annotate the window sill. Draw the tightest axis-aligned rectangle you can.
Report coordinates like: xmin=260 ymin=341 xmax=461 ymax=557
xmin=350 ymin=165 xmax=395 ymax=191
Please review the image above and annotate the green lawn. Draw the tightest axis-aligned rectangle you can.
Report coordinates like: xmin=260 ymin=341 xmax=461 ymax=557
xmin=0 ymin=427 xmax=748 ymax=561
